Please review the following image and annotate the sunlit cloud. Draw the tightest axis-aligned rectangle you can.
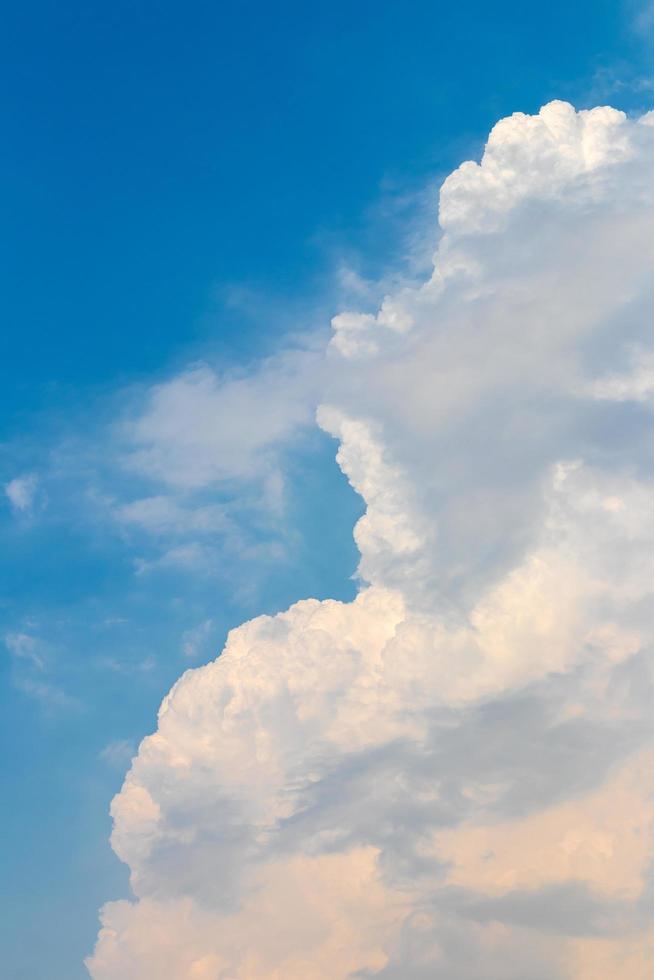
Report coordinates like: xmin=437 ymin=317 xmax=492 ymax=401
xmin=88 ymin=102 xmax=654 ymax=979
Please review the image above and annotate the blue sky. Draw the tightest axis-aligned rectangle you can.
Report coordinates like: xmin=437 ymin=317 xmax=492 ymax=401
xmin=2 ymin=2 xmax=654 ymax=978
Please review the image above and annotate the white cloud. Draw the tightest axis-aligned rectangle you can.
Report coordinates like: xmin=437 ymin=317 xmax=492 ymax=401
xmin=4 ymin=473 xmax=38 ymax=514
xmin=438 ymin=102 xmax=631 ymax=235
xmin=98 ymin=345 xmax=324 ymax=585
xmin=133 ymin=543 xmax=218 ymax=576
xmin=630 ymin=0 xmax=654 ymax=35
xmin=99 ymin=655 xmax=156 ymax=676
xmin=15 ymin=677 xmax=80 ymax=710
xmin=100 ymin=740 xmax=136 ymax=769
xmin=589 ymin=347 xmax=654 ymax=401
xmin=115 ymin=496 xmax=228 ymax=536
xmin=181 ymin=620 xmax=215 ymax=661
xmin=5 ymin=630 xmax=80 ymax=711
xmin=121 ymin=348 xmax=320 ymax=491
xmin=88 ymin=102 xmax=654 ymax=979
xmin=4 ymin=631 xmax=45 ymax=670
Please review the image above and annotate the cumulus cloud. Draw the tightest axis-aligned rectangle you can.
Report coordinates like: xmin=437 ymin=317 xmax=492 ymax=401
xmin=88 ymin=102 xmax=654 ymax=979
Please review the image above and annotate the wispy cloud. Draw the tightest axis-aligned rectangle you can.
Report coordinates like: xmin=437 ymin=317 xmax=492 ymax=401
xmin=630 ymin=0 xmax=654 ymax=34
xmin=120 ymin=350 xmax=319 ymax=490
xmin=181 ymin=619 xmax=215 ymax=660
xmin=4 ymin=630 xmax=81 ymax=712
xmin=4 ymin=631 xmax=45 ymax=670
xmin=100 ymin=739 xmax=136 ymax=770
xmin=4 ymin=473 xmax=39 ymax=515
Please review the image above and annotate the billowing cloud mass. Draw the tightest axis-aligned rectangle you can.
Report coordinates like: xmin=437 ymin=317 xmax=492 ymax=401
xmin=88 ymin=102 xmax=654 ymax=979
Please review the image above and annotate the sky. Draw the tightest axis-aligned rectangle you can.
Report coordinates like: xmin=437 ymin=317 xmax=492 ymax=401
xmin=4 ymin=2 xmax=654 ymax=978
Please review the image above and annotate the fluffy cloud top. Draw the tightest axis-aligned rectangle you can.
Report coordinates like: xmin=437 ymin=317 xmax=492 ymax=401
xmin=88 ymin=102 xmax=654 ymax=979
